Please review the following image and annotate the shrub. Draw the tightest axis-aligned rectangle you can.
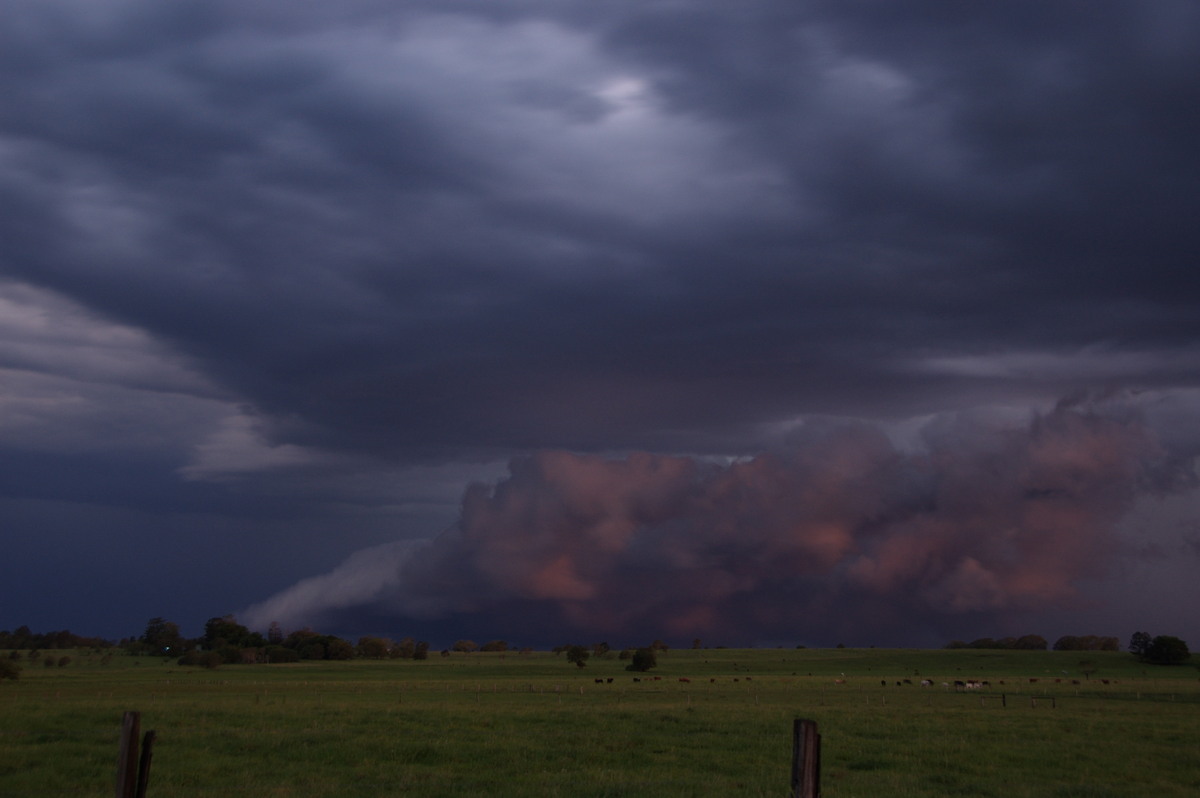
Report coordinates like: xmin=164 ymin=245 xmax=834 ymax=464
xmin=0 ymin=659 xmax=20 ymax=680
xmin=178 ymin=651 xmax=223 ymax=669
xmin=266 ymin=646 xmax=300 ymax=663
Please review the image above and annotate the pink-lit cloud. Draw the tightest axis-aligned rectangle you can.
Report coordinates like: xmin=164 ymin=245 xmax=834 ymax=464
xmin=246 ymin=401 xmax=1190 ymax=645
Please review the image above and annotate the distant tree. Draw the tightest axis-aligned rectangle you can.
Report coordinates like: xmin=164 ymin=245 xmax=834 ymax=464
xmin=591 ymin=642 xmax=610 ymax=657
xmin=141 ymin=617 xmax=184 ymax=656
xmin=1129 ymin=631 xmax=1152 ymax=657
xmin=1015 ymin=635 xmax=1048 ymax=650
xmin=325 ymin=637 xmax=355 ymax=660
xmin=203 ymin=616 xmax=264 ymax=651
xmin=267 ymin=622 xmax=284 ymax=645
xmin=0 ymin=658 xmax=19 ymax=680
xmin=480 ymin=640 xmax=509 ymax=653
xmin=692 ymin=638 xmax=702 ymax=649
xmin=626 ymin=647 xmax=657 ymax=672
xmin=649 ymin=639 xmax=669 ymax=652
xmin=1144 ymin=636 xmax=1190 ymax=666
xmin=565 ymin=645 xmax=590 ymax=668
xmin=393 ymin=637 xmax=416 ymax=659
xmin=1057 ymin=635 xmax=1121 ymax=652
xmin=618 ymin=648 xmax=633 ymax=660
xmin=357 ymin=636 xmax=391 ymax=659
xmin=413 ymin=641 xmax=430 ymax=660
xmin=452 ymin=640 xmax=479 ymax=653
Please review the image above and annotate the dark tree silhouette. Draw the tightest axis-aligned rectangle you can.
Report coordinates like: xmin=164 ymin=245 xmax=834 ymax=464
xmin=566 ymin=645 xmax=590 ymax=668
xmin=1144 ymin=635 xmax=1190 ymax=665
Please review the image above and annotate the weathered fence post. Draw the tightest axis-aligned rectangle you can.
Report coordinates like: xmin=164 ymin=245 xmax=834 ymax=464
xmin=791 ymin=718 xmax=821 ymax=798
xmin=136 ymin=730 xmax=156 ymax=798
xmin=116 ymin=711 xmax=140 ymax=798
xmin=115 ymin=711 xmax=155 ymax=798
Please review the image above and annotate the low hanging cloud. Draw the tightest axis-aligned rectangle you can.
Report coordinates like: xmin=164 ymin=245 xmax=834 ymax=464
xmin=243 ymin=401 xmax=1194 ymax=645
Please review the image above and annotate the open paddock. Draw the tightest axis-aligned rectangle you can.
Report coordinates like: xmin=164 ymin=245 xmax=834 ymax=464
xmin=1 ymin=648 xmax=1197 ymax=797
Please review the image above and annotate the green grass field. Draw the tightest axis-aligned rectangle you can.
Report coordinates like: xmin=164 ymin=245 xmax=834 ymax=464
xmin=1 ymin=647 xmax=1197 ymax=797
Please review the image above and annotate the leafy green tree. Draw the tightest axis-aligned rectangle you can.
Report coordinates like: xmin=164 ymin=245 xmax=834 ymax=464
xmin=413 ymin=641 xmax=430 ymax=660
xmin=452 ymin=639 xmax=479 ymax=653
xmin=565 ymin=645 xmax=590 ymax=668
xmin=1129 ymin=631 xmax=1152 ymax=657
xmin=480 ymin=640 xmax=509 ymax=652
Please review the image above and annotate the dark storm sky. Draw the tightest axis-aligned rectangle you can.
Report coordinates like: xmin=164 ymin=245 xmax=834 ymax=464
xmin=2 ymin=1 xmax=1199 ymax=647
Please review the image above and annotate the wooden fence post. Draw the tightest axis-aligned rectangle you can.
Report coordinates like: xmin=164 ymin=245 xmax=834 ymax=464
xmin=791 ymin=718 xmax=821 ymax=798
xmin=115 ymin=712 xmax=155 ymax=798
xmin=136 ymin=730 xmax=156 ymax=798
xmin=116 ymin=711 xmax=140 ymax=798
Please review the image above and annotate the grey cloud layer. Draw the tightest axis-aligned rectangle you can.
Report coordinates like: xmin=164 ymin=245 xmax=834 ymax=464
xmin=2 ymin=1 xmax=1199 ymax=640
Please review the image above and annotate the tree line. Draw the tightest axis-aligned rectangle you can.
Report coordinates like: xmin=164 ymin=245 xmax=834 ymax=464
xmin=1 ymin=620 xmax=1190 ymax=680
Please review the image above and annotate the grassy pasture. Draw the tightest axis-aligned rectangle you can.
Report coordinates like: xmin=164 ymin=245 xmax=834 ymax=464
xmin=1 ymin=647 xmax=1197 ymax=797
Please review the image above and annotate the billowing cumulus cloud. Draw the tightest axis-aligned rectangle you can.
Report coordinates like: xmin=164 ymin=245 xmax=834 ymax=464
xmin=246 ymin=401 xmax=1194 ymax=645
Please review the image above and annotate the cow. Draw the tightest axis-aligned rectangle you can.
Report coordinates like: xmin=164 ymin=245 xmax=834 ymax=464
xmin=920 ymin=679 xmax=933 ymax=687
